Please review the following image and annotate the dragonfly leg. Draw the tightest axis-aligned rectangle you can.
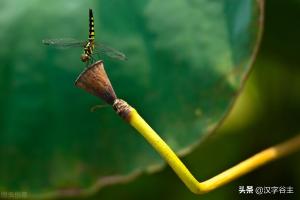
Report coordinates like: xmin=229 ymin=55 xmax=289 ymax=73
xmin=93 ymin=51 xmax=101 ymax=61
xmin=85 ymin=59 xmax=91 ymax=68
xmin=90 ymin=54 xmax=98 ymax=63
xmin=96 ymin=51 xmax=101 ymax=60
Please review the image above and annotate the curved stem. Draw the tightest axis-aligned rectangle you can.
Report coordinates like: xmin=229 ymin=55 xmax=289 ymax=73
xmin=128 ymin=107 xmax=300 ymax=194
xmin=74 ymin=57 xmax=300 ymax=194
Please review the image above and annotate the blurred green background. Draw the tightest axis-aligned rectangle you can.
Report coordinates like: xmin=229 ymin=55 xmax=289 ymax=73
xmin=0 ymin=0 xmax=300 ymax=199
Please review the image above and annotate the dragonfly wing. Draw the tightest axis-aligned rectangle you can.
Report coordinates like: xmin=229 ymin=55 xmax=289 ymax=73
xmin=42 ymin=38 xmax=86 ymax=49
xmin=95 ymin=43 xmax=128 ymax=61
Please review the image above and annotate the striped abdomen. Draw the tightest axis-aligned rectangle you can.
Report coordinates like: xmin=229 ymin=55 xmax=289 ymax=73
xmin=89 ymin=9 xmax=95 ymax=42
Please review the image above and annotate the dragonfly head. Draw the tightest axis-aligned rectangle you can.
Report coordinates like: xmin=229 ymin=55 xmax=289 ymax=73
xmin=81 ymin=53 xmax=90 ymax=62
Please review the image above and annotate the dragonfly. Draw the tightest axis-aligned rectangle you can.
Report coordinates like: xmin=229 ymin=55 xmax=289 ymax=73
xmin=42 ymin=9 xmax=127 ymax=65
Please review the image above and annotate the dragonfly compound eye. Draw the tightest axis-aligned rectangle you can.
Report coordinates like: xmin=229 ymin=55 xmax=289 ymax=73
xmin=81 ymin=54 xmax=90 ymax=62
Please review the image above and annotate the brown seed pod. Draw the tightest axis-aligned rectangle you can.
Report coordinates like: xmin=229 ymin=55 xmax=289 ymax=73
xmin=75 ymin=61 xmax=117 ymax=105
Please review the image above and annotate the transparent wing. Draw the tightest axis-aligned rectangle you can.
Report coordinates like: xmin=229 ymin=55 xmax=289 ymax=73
xmin=42 ymin=38 xmax=87 ymax=49
xmin=94 ymin=43 xmax=128 ymax=61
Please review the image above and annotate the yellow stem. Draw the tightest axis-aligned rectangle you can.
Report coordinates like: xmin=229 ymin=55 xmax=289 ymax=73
xmin=128 ymin=108 xmax=300 ymax=194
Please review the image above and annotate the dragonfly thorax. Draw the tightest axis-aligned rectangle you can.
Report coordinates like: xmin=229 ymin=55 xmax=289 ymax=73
xmin=80 ymin=41 xmax=94 ymax=63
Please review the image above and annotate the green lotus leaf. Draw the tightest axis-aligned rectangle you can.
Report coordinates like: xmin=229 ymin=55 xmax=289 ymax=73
xmin=0 ymin=0 xmax=263 ymax=198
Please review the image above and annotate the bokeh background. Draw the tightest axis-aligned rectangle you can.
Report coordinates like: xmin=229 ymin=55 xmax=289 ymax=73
xmin=0 ymin=0 xmax=300 ymax=200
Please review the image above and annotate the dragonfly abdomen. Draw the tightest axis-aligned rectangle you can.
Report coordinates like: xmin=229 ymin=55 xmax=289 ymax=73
xmin=89 ymin=9 xmax=95 ymax=40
